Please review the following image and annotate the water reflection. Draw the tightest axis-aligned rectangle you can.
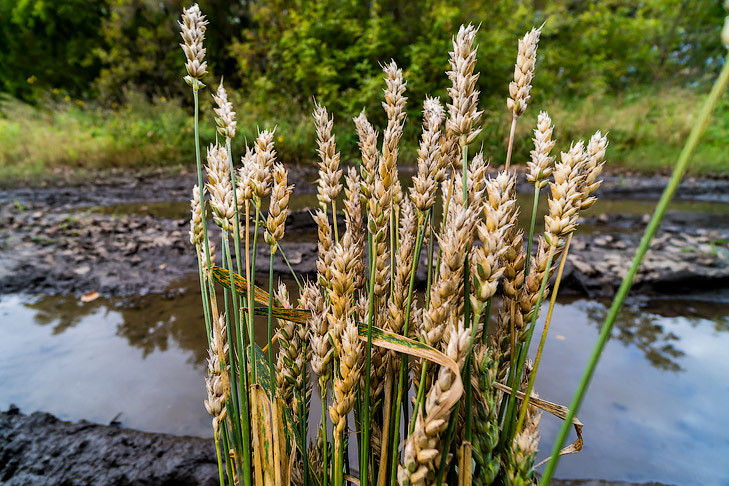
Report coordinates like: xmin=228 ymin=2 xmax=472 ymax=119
xmin=570 ymin=296 xmax=729 ymax=372
xmin=23 ymin=281 xmax=209 ymax=362
xmin=82 ymin=193 xmax=729 ymax=242
xmin=3 ymin=280 xmax=729 ymax=483
xmin=533 ymin=297 xmax=729 ymax=484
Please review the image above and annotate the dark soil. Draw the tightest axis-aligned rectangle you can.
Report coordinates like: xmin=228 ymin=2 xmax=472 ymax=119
xmin=0 ymin=406 xmax=218 ymax=486
xmin=1 ymin=168 xmax=728 ymax=298
xmin=0 ymin=406 xmax=672 ymax=486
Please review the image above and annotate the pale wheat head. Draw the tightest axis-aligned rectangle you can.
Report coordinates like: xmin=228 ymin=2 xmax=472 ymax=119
xmin=380 ymin=61 xmax=407 ymax=194
xmin=578 ymin=131 xmax=608 ymax=210
xmin=446 ymin=23 xmax=482 ymax=146
xmin=353 ymin=110 xmax=379 ymax=201
xmin=313 ymin=102 xmax=343 ymax=206
xmin=179 ymin=4 xmax=208 ymax=85
xmin=302 ymin=282 xmax=331 ymax=390
xmin=526 ymin=111 xmax=555 ymax=186
xmin=189 ymin=184 xmax=206 ymax=246
xmin=399 ymin=318 xmax=471 ymax=485
xmin=251 ymin=129 xmax=276 ymax=198
xmin=236 ymin=146 xmax=256 ymax=204
xmin=205 ymin=144 xmax=235 ymax=231
xmin=545 ymin=142 xmax=587 ymax=244
xmin=204 ymin=313 xmax=229 ymax=435
xmin=212 ymin=80 xmax=237 ymax=139
xmin=274 ymin=282 xmax=307 ymax=424
xmin=313 ymin=208 xmax=334 ymax=288
xmin=265 ymin=163 xmax=293 ymax=252
xmin=507 ymin=26 xmax=542 ymax=117
xmin=344 ymin=167 xmax=366 ymax=291
xmin=329 ymin=316 xmax=362 ymax=436
xmin=411 ymin=97 xmax=444 ymax=212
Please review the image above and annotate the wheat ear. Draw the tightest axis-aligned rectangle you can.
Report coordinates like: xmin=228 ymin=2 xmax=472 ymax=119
xmin=179 ymin=4 xmax=208 ymax=85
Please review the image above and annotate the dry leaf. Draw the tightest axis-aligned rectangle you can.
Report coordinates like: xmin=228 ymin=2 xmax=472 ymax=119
xmin=81 ymin=291 xmax=99 ymax=303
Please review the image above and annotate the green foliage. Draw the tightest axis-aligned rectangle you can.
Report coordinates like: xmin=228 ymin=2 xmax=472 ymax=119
xmin=3 ymin=0 xmax=725 ymax=107
xmin=0 ymin=0 xmax=726 ymax=177
xmin=0 ymin=0 xmax=108 ymax=99
xmin=0 ymin=93 xmax=195 ymax=179
xmin=1 ymin=84 xmax=727 ymax=181
xmin=94 ymin=0 xmax=249 ymax=101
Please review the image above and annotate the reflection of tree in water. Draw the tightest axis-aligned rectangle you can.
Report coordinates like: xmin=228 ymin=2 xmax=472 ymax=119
xmin=25 ymin=295 xmax=107 ymax=335
xmin=114 ymin=285 xmax=209 ymax=364
xmin=24 ymin=276 xmax=210 ymax=365
xmin=583 ymin=301 xmax=683 ymax=372
xmin=581 ymin=298 xmax=729 ymax=372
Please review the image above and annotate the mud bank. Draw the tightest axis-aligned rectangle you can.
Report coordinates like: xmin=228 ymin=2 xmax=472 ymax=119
xmin=0 ymin=407 xmax=669 ymax=486
xmin=0 ymin=406 xmax=217 ymax=486
xmin=1 ymin=169 xmax=728 ymax=298
xmin=1 ymin=202 xmax=727 ymax=299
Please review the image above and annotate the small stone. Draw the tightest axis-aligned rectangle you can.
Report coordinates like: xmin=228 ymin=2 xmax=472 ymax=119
xmin=74 ymin=265 xmax=91 ymax=275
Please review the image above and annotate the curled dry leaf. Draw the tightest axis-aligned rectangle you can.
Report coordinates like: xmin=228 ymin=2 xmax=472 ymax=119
xmin=80 ymin=291 xmax=99 ymax=303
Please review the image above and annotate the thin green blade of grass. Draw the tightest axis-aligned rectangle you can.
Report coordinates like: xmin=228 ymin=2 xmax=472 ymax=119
xmin=541 ymin=51 xmax=729 ymax=484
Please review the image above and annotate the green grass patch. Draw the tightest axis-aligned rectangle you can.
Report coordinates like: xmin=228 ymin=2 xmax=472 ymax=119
xmin=1 ymin=85 xmax=727 ymax=182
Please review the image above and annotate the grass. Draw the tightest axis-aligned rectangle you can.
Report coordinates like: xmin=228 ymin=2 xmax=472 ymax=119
xmin=519 ymin=85 xmax=729 ymax=175
xmin=1 ymin=83 xmax=727 ymax=183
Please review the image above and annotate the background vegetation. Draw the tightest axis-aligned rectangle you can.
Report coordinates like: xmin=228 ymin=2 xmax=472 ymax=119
xmin=0 ymin=0 xmax=727 ymax=179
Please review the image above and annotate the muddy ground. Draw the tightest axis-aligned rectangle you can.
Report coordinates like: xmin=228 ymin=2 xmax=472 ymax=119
xmin=1 ymin=167 xmax=727 ymax=298
xmin=0 ymin=408 xmax=670 ymax=486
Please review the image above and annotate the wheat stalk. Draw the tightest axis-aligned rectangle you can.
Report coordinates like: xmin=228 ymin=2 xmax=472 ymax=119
xmin=213 ymin=80 xmax=237 ymax=140
xmin=179 ymin=4 xmax=208 ymax=87
xmin=398 ymin=319 xmax=471 ymax=485
xmin=446 ymin=24 xmax=482 ymax=150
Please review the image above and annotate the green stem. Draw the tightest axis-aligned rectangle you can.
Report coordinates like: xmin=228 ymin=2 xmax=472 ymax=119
xmin=214 ymin=432 xmax=225 ymax=486
xmin=434 ymin=171 xmax=456 ymax=283
xmin=222 ymin=245 xmax=245 ymax=450
xmin=516 ymin=235 xmax=572 ymax=435
xmin=481 ymin=298 xmax=493 ymax=345
xmin=248 ymin=201 xmax=262 ymax=383
xmin=223 ymin=234 xmax=251 ymax=482
xmin=541 ymin=53 xmax=729 ymax=486
xmin=321 ymin=390 xmax=329 ymax=486
xmin=334 ymin=433 xmax=345 ymax=486
xmin=361 ymin=232 xmax=378 ymax=486
xmin=226 ymin=138 xmax=243 ymax=277
xmin=193 ymin=90 xmax=212 ymax=273
xmin=504 ymin=114 xmax=517 ymax=172
xmin=408 ymin=359 xmax=428 ymax=434
xmin=197 ymin=251 xmax=212 ymax=342
xmin=524 ymin=185 xmax=540 ymax=280
xmin=300 ymin=372 xmax=310 ymax=486
xmin=434 ymin=403 xmax=459 ymax=485
xmin=279 ymin=245 xmax=303 ymax=290
xmin=388 ymin=211 xmax=429 ymax=486
xmin=221 ymin=423 xmax=235 ymax=485
xmin=499 ymin=182 xmax=541 ymax=444
xmin=502 ymin=246 xmax=555 ymax=448
xmin=425 ymin=207 xmax=435 ymax=309
xmin=267 ymin=248 xmax=276 ymax=398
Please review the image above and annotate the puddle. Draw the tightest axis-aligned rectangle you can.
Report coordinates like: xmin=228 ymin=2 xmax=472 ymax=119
xmin=1 ymin=275 xmax=728 ymax=483
xmin=532 ymin=297 xmax=729 ymax=484
xmin=81 ymin=192 xmax=327 ymax=221
xmin=80 ymin=193 xmax=729 ymax=243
